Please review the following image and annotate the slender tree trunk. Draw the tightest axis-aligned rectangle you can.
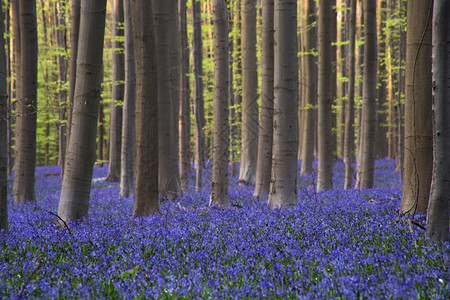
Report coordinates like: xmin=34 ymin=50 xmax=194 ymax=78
xmin=168 ymin=0 xmax=181 ymax=196
xmin=268 ymin=0 xmax=298 ymax=208
xmin=238 ymin=0 xmax=258 ymax=185
xmin=401 ymin=0 xmax=433 ymax=215
xmin=360 ymin=0 xmax=377 ymax=189
xmin=0 ymin=4 xmax=8 ymax=233
xmin=179 ymin=0 xmax=191 ymax=192
xmin=210 ymin=0 xmax=229 ymax=207
xmin=192 ymin=0 xmax=205 ymax=190
xmin=375 ymin=0 xmax=387 ymax=159
xmin=426 ymin=0 xmax=450 ymax=243
xmin=317 ymin=0 xmax=335 ymax=191
xmin=57 ymin=0 xmax=107 ymax=222
xmin=66 ymin=0 xmax=80 ymax=166
xmin=14 ymin=0 xmax=38 ymax=204
xmin=119 ymin=0 xmax=136 ymax=198
xmin=344 ymin=0 xmax=356 ymax=189
xmin=338 ymin=0 xmax=347 ymax=158
xmin=97 ymin=100 xmax=105 ymax=166
xmin=300 ymin=0 xmax=317 ymax=176
xmin=355 ymin=0 xmax=364 ymax=189
xmin=54 ymin=1 xmax=68 ymax=169
xmin=106 ymin=0 xmax=124 ymax=182
xmin=254 ymin=0 xmax=274 ymax=199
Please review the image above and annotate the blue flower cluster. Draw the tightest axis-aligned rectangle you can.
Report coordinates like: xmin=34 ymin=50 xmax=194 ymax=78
xmin=1 ymin=160 xmax=448 ymax=299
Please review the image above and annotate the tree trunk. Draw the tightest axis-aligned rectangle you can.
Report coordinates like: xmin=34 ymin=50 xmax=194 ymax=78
xmin=152 ymin=0 xmax=180 ymax=200
xmin=168 ymin=0 xmax=181 ymax=196
xmin=106 ymin=0 xmax=125 ymax=182
xmin=238 ymin=0 xmax=258 ymax=185
xmin=54 ymin=1 xmax=68 ymax=169
xmin=0 ymin=4 xmax=8 ymax=232
xmin=192 ymin=0 xmax=205 ymax=190
xmin=338 ymin=0 xmax=347 ymax=158
xmin=131 ymin=0 xmax=159 ymax=216
xmin=355 ymin=0 xmax=364 ymax=189
xmin=344 ymin=0 xmax=356 ymax=189
xmin=66 ymin=0 xmax=80 ymax=168
xmin=317 ymin=0 xmax=335 ymax=191
xmin=254 ymin=0 xmax=274 ymax=199
xmin=57 ymin=0 xmax=107 ymax=222
xmin=268 ymin=0 xmax=298 ymax=208
xmin=360 ymin=0 xmax=377 ymax=189
xmin=300 ymin=0 xmax=317 ymax=176
xmin=179 ymin=0 xmax=191 ymax=192
xmin=119 ymin=0 xmax=136 ymax=198
xmin=14 ymin=0 xmax=38 ymax=204
xmin=210 ymin=0 xmax=229 ymax=207
xmin=426 ymin=0 xmax=450 ymax=243
xmin=401 ymin=0 xmax=433 ymax=215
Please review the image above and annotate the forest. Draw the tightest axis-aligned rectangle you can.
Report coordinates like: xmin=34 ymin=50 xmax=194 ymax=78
xmin=0 ymin=0 xmax=448 ymax=298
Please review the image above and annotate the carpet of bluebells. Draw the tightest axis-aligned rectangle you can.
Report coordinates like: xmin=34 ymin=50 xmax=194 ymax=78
xmin=1 ymin=159 xmax=449 ymax=299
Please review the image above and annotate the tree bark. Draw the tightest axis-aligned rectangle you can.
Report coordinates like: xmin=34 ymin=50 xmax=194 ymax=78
xmin=254 ymin=0 xmax=274 ymax=199
xmin=317 ymin=0 xmax=335 ymax=191
xmin=14 ymin=0 xmax=38 ymax=204
xmin=238 ymin=0 xmax=259 ymax=185
xmin=268 ymin=0 xmax=298 ymax=208
xmin=300 ymin=0 xmax=317 ymax=176
xmin=106 ymin=0 xmax=125 ymax=182
xmin=0 ymin=4 xmax=8 ymax=232
xmin=426 ymin=0 xmax=449 ymax=243
xmin=57 ymin=0 xmax=107 ymax=222
xmin=360 ymin=0 xmax=377 ymax=189
xmin=119 ymin=0 xmax=136 ymax=198
xmin=192 ymin=0 xmax=205 ymax=190
xmin=210 ymin=0 xmax=229 ymax=207
xmin=344 ymin=0 xmax=356 ymax=189
xmin=66 ymin=0 xmax=80 ymax=168
xmin=179 ymin=0 xmax=191 ymax=192
xmin=401 ymin=0 xmax=433 ymax=215
xmin=131 ymin=0 xmax=159 ymax=216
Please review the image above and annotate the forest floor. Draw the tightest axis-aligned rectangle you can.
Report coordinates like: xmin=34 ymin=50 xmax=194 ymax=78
xmin=1 ymin=159 xmax=449 ymax=299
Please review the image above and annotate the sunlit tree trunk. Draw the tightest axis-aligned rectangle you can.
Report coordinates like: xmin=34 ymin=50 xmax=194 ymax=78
xmin=210 ymin=0 xmax=229 ymax=207
xmin=66 ymin=0 xmax=80 ymax=166
xmin=57 ymin=0 xmax=107 ymax=222
xmin=317 ymin=0 xmax=335 ymax=191
xmin=131 ymin=0 xmax=159 ymax=216
xmin=254 ymin=0 xmax=274 ymax=199
xmin=0 ymin=4 xmax=8 ymax=232
xmin=119 ymin=0 xmax=136 ymax=198
xmin=14 ymin=0 xmax=38 ymax=204
xmin=192 ymin=0 xmax=205 ymax=190
xmin=344 ymin=0 xmax=356 ymax=190
xmin=426 ymin=0 xmax=450 ymax=243
xmin=54 ymin=1 xmax=68 ymax=169
xmin=300 ymin=0 xmax=317 ymax=176
xmin=179 ymin=0 xmax=191 ymax=192
xmin=268 ymin=0 xmax=298 ymax=208
xmin=360 ymin=0 xmax=377 ymax=189
xmin=238 ymin=0 xmax=258 ymax=185
xmin=401 ymin=0 xmax=433 ymax=215
xmin=106 ymin=0 xmax=124 ymax=182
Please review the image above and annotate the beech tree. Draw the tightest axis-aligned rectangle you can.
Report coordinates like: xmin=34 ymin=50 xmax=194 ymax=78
xmin=14 ymin=0 xmax=38 ymax=204
xmin=401 ymin=0 xmax=433 ymax=215
xmin=119 ymin=0 xmax=136 ymax=198
xmin=268 ymin=0 xmax=298 ymax=209
xmin=426 ymin=0 xmax=449 ymax=243
xmin=210 ymin=0 xmax=229 ymax=207
xmin=254 ymin=0 xmax=274 ymax=199
xmin=317 ymin=0 xmax=335 ymax=191
xmin=106 ymin=0 xmax=125 ymax=182
xmin=0 ymin=4 xmax=8 ymax=232
xmin=131 ymin=0 xmax=159 ymax=216
xmin=57 ymin=0 xmax=107 ymax=222
xmin=360 ymin=0 xmax=377 ymax=189
xmin=238 ymin=0 xmax=258 ymax=185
